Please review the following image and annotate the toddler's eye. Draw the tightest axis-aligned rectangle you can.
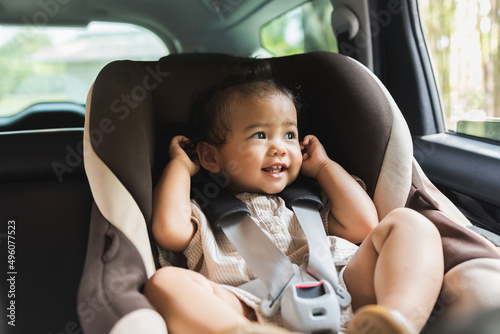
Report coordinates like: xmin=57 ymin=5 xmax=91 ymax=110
xmin=251 ymin=132 xmax=266 ymax=139
xmin=284 ymin=132 xmax=296 ymax=140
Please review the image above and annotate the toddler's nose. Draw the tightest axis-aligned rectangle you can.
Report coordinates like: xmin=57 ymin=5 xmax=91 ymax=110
xmin=270 ymin=144 xmax=286 ymax=157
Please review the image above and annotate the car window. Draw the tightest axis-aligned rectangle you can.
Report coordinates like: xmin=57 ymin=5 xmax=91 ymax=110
xmin=0 ymin=22 xmax=168 ymax=118
xmin=419 ymin=0 xmax=500 ymax=143
xmin=259 ymin=0 xmax=337 ymax=57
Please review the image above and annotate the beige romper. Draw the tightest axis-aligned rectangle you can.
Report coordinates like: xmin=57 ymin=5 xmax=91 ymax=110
xmin=159 ymin=192 xmax=358 ymax=331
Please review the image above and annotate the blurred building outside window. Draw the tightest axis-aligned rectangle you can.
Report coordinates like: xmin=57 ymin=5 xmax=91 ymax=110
xmin=0 ymin=22 xmax=168 ymax=117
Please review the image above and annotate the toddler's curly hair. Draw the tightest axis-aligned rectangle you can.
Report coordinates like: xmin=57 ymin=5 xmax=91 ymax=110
xmin=185 ymin=57 xmax=300 ymax=161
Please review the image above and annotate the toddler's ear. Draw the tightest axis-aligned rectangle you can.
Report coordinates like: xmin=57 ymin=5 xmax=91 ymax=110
xmin=196 ymin=142 xmax=221 ymax=173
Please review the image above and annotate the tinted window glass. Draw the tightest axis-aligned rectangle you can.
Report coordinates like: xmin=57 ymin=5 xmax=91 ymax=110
xmin=0 ymin=22 xmax=168 ymax=117
xmin=420 ymin=0 xmax=500 ymax=142
xmin=260 ymin=0 xmax=337 ymax=57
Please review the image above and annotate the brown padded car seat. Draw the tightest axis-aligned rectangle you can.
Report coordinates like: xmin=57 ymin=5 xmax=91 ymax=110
xmin=79 ymin=52 xmax=500 ymax=333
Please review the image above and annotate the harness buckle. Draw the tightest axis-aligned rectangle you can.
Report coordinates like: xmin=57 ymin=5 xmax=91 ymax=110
xmin=281 ymin=279 xmax=341 ymax=334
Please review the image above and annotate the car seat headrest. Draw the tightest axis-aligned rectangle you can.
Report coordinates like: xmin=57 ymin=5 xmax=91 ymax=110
xmin=150 ymin=52 xmax=400 ymax=200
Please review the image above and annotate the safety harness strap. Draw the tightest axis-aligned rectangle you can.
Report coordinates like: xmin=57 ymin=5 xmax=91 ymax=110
xmin=191 ymin=172 xmax=296 ymax=305
xmin=191 ymin=173 xmax=350 ymax=326
xmin=218 ymin=213 xmax=296 ymax=305
xmin=280 ymin=176 xmax=351 ymax=308
xmin=292 ymin=201 xmax=351 ymax=308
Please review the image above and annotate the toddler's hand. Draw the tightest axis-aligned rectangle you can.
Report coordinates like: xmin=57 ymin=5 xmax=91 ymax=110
xmin=169 ymin=135 xmax=199 ymax=176
xmin=300 ymin=135 xmax=331 ymax=179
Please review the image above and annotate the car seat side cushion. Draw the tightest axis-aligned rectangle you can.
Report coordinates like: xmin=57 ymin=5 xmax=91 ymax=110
xmin=406 ymin=164 xmax=500 ymax=272
xmin=84 ymin=83 xmax=156 ymax=276
xmin=78 ymin=205 xmax=154 ymax=333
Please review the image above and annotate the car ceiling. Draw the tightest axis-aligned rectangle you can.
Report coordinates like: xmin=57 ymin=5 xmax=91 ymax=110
xmin=0 ymin=0 xmax=308 ymax=55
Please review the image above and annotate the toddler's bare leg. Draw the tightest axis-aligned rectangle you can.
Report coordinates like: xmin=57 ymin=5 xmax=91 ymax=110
xmin=343 ymin=208 xmax=444 ymax=331
xmin=144 ymin=266 xmax=250 ymax=334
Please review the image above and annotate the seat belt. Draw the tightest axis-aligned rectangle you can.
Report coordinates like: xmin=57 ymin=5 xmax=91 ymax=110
xmin=219 ymin=213 xmax=296 ymax=311
xmin=191 ymin=173 xmax=351 ymax=333
xmin=279 ymin=177 xmax=351 ymax=308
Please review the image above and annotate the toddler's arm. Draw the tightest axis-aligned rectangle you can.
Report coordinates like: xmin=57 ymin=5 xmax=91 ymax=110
xmin=152 ymin=135 xmax=199 ymax=252
xmin=300 ymin=135 xmax=378 ymax=244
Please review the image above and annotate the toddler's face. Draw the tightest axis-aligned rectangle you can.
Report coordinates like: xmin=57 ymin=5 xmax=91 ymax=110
xmin=213 ymin=92 xmax=302 ymax=194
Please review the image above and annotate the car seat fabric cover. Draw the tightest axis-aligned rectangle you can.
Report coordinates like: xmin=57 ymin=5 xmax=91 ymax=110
xmin=79 ymin=52 xmax=500 ymax=333
xmin=80 ymin=66 xmax=166 ymax=334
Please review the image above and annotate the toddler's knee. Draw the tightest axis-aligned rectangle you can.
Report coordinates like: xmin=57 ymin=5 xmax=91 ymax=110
xmin=145 ymin=266 xmax=193 ymax=297
xmin=385 ymin=207 xmax=421 ymax=222
xmin=383 ymin=208 xmax=440 ymax=239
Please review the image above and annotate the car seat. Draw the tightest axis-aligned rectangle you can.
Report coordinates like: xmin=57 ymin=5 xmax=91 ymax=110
xmin=78 ymin=51 xmax=500 ymax=334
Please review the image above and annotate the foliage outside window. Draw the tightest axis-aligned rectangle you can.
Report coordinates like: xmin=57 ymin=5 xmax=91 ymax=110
xmin=260 ymin=0 xmax=338 ymax=57
xmin=420 ymin=0 xmax=500 ymax=142
xmin=0 ymin=22 xmax=168 ymax=117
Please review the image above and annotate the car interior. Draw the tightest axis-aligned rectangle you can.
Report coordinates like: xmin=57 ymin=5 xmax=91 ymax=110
xmin=1 ymin=0 xmax=500 ymax=333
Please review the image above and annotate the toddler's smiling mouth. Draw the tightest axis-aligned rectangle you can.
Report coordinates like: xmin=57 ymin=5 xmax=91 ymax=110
xmin=262 ymin=164 xmax=287 ymax=174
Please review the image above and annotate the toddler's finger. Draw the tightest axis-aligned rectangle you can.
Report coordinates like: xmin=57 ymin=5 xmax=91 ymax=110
xmin=170 ymin=135 xmax=183 ymax=146
xmin=301 ymin=136 xmax=312 ymax=149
